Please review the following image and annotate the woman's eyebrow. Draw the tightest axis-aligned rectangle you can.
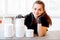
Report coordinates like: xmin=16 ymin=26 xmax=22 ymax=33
xmin=38 ymin=8 xmax=41 ymax=10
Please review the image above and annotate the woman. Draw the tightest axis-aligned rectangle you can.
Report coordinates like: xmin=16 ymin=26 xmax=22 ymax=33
xmin=24 ymin=0 xmax=52 ymax=37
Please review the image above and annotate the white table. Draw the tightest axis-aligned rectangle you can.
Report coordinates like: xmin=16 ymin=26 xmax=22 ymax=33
xmin=0 ymin=31 xmax=60 ymax=40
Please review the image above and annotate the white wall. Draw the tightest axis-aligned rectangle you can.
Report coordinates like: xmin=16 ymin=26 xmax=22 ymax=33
xmin=0 ymin=0 xmax=60 ymax=17
xmin=42 ymin=0 xmax=60 ymax=17
xmin=0 ymin=0 xmax=37 ymax=17
xmin=48 ymin=17 xmax=60 ymax=31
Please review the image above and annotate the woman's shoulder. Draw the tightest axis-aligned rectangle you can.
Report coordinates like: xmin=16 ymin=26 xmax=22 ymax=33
xmin=24 ymin=12 xmax=33 ymax=18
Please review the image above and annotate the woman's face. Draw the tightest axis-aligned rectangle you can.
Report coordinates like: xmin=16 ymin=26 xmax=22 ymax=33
xmin=32 ymin=4 xmax=44 ymax=18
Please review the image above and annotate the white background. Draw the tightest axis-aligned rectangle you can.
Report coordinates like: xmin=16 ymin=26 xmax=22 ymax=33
xmin=0 ymin=0 xmax=60 ymax=17
xmin=0 ymin=0 xmax=60 ymax=37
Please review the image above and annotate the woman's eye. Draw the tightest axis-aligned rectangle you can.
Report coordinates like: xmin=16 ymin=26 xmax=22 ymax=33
xmin=34 ymin=8 xmax=36 ymax=10
xmin=38 ymin=9 xmax=41 ymax=11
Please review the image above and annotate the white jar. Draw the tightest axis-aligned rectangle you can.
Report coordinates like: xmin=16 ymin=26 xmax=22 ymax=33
xmin=25 ymin=29 xmax=34 ymax=37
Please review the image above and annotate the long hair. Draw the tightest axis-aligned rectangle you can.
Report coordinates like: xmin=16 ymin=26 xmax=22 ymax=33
xmin=33 ymin=0 xmax=52 ymax=25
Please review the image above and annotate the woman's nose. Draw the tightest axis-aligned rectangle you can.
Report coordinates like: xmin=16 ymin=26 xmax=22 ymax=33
xmin=35 ymin=10 xmax=38 ymax=13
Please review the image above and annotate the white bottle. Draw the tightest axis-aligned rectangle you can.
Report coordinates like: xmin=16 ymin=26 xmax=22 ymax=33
xmin=4 ymin=23 xmax=13 ymax=37
xmin=15 ymin=18 xmax=25 ymax=37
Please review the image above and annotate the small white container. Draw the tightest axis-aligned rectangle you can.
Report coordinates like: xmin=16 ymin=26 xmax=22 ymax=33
xmin=25 ymin=29 xmax=34 ymax=37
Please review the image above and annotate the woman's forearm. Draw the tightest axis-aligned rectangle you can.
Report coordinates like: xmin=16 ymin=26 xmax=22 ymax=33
xmin=37 ymin=24 xmax=47 ymax=37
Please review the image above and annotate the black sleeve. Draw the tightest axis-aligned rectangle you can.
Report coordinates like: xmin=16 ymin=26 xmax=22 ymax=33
xmin=37 ymin=17 xmax=49 ymax=27
xmin=24 ymin=15 xmax=32 ymax=27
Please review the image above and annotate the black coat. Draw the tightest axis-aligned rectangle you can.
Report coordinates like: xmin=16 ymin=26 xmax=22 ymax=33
xmin=24 ymin=12 xmax=49 ymax=34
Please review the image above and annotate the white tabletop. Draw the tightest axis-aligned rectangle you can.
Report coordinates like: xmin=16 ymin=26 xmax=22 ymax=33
xmin=0 ymin=31 xmax=60 ymax=40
